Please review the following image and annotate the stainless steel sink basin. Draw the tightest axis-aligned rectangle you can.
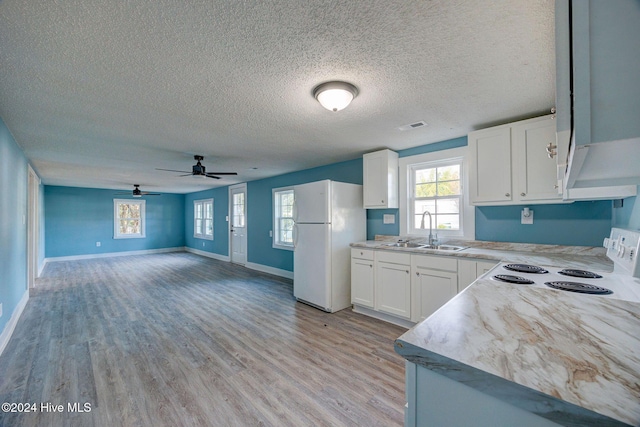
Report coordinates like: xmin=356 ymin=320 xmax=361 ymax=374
xmin=386 ymin=242 xmax=425 ymax=248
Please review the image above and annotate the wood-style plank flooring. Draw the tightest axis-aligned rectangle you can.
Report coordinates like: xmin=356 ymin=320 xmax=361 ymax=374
xmin=0 ymin=252 xmax=407 ymax=426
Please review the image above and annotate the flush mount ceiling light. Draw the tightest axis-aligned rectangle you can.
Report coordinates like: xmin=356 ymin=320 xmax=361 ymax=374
xmin=313 ymin=81 xmax=358 ymax=112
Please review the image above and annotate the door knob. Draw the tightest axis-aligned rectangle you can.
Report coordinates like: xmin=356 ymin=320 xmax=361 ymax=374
xmin=505 ymin=193 xmax=510 ymax=197
xmin=521 ymin=192 xmax=526 ymax=196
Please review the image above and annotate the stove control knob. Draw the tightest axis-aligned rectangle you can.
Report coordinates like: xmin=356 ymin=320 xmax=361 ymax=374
xmin=617 ymin=245 xmax=626 ymax=258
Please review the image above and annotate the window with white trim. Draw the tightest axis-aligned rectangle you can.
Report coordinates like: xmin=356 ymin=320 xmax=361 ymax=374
xmin=273 ymin=187 xmax=294 ymax=250
xmin=399 ymin=147 xmax=474 ymax=240
xmin=114 ymin=199 xmax=146 ymax=239
xmin=410 ymin=160 xmax=462 ymax=234
xmin=194 ymin=198 xmax=214 ymax=240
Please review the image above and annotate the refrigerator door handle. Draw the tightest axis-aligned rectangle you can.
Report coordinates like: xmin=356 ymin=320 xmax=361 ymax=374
xmin=293 ymin=224 xmax=298 ymax=249
xmin=292 ymin=199 xmax=298 ymax=223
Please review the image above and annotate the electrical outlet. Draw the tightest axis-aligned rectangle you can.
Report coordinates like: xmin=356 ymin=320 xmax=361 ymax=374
xmin=521 ymin=209 xmax=534 ymax=225
xmin=202 ymin=242 xmax=205 ymax=247
xmin=383 ymin=214 xmax=396 ymax=224
xmin=269 ymin=230 xmax=273 ymax=237
xmin=96 ymin=242 xmax=101 ymax=247
xmin=0 ymin=303 xmax=3 ymax=318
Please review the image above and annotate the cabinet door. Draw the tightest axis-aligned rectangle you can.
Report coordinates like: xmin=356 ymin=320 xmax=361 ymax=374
xmin=513 ymin=118 xmax=561 ymax=202
xmin=468 ymin=127 xmax=513 ymax=204
xmin=363 ymin=150 xmax=398 ymax=208
xmin=476 ymin=260 xmax=498 ymax=277
xmin=457 ymin=259 xmax=477 ymax=293
xmin=411 ymin=267 xmax=457 ymax=323
xmin=375 ymin=261 xmax=411 ymax=319
xmin=351 ymin=258 xmax=374 ymax=308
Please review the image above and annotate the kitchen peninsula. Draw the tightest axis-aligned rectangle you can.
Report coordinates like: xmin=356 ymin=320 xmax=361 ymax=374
xmin=387 ymin=238 xmax=640 ymax=426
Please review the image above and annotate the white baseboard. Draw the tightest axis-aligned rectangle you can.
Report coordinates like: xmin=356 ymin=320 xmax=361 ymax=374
xmin=0 ymin=290 xmax=29 ymax=357
xmin=184 ymin=247 xmax=230 ymax=262
xmin=44 ymin=247 xmax=185 ymax=263
xmin=352 ymin=305 xmax=415 ymax=329
xmin=245 ymin=262 xmax=294 ymax=280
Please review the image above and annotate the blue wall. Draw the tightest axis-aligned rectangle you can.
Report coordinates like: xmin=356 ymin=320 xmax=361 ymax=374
xmin=0 ymin=117 xmax=28 ymax=334
xmin=45 ymin=186 xmax=185 ymax=258
xmin=246 ymin=159 xmax=362 ymax=272
xmin=475 ymin=201 xmax=612 ymax=246
xmin=613 ymin=191 xmax=639 ymax=230
xmin=184 ymin=186 xmax=230 ymax=256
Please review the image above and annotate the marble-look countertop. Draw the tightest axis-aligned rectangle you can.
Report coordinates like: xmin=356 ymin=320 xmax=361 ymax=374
xmin=350 ymin=237 xmax=614 ymax=272
xmin=394 ymin=279 xmax=640 ymax=426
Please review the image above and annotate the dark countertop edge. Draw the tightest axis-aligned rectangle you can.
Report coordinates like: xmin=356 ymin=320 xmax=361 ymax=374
xmin=393 ymin=339 xmax=630 ymax=427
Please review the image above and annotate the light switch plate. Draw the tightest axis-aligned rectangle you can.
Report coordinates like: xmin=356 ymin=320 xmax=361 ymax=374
xmin=383 ymin=214 xmax=396 ymax=224
xmin=521 ymin=210 xmax=534 ymax=225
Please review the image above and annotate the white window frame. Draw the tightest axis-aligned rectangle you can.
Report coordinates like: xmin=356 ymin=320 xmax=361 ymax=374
xmin=399 ymin=147 xmax=475 ymax=240
xmin=194 ymin=198 xmax=214 ymax=240
xmin=114 ymin=199 xmax=146 ymax=239
xmin=272 ymin=186 xmax=294 ymax=250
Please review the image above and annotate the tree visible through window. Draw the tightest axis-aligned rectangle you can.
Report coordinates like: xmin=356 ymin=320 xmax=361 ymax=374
xmin=114 ymin=199 xmax=146 ymax=239
xmin=411 ymin=162 xmax=462 ymax=232
xmin=273 ymin=187 xmax=294 ymax=249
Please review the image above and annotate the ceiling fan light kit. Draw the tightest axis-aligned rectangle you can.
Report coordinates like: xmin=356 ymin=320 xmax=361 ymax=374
xmin=313 ymin=81 xmax=358 ymax=112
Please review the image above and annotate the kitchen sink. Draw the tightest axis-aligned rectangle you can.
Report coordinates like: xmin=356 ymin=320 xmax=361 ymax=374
xmin=386 ymin=242 xmax=425 ymax=248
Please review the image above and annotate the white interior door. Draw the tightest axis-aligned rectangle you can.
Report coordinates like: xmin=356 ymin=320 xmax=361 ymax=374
xmin=229 ymin=184 xmax=247 ymax=265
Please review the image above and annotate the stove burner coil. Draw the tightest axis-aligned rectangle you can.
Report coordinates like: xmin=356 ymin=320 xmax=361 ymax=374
xmin=493 ymin=275 xmax=535 ymax=284
xmin=557 ymin=269 xmax=603 ymax=279
xmin=544 ymin=281 xmax=613 ymax=295
xmin=503 ymin=264 xmax=549 ymax=274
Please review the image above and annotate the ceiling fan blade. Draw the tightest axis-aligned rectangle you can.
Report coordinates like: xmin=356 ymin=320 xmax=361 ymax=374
xmin=203 ymin=174 xmax=221 ymax=179
xmin=141 ymin=192 xmax=162 ymax=196
xmin=156 ymin=168 xmax=191 ymax=173
xmin=206 ymin=172 xmax=237 ymax=176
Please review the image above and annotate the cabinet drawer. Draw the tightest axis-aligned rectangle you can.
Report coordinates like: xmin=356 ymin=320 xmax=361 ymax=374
xmin=376 ymin=250 xmax=411 ymax=265
xmin=351 ymin=248 xmax=375 ymax=260
xmin=412 ymin=254 xmax=457 ymax=272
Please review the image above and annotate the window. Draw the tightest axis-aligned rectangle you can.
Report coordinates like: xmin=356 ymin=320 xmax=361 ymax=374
xmin=399 ymin=147 xmax=475 ymax=239
xmin=232 ymin=192 xmax=245 ymax=228
xmin=410 ymin=161 xmax=462 ymax=233
xmin=273 ymin=187 xmax=294 ymax=250
xmin=194 ymin=198 xmax=214 ymax=240
xmin=114 ymin=199 xmax=146 ymax=239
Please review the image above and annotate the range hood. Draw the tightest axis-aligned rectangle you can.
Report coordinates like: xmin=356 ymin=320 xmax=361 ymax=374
xmin=563 ymin=136 xmax=638 ymax=200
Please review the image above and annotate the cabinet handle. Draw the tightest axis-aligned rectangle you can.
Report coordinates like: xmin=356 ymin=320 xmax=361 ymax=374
xmin=521 ymin=192 xmax=526 ymax=196
xmin=369 ymin=264 xmax=373 ymax=268
xmin=416 ymin=272 xmax=419 ymax=276
xmin=360 ymin=251 xmax=364 ymax=255
xmin=406 ymin=270 xmax=409 ymax=274
xmin=505 ymin=193 xmax=510 ymax=197
xmin=381 ymin=200 xmax=385 ymax=203
xmin=546 ymin=142 xmax=557 ymax=159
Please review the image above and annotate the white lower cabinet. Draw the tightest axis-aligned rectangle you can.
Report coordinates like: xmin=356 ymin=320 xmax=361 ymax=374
xmin=458 ymin=259 xmax=499 ymax=293
xmin=375 ymin=252 xmax=412 ymax=319
xmin=351 ymin=249 xmax=499 ymax=325
xmin=351 ymin=249 xmax=375 ymax=308
xmin=411 ymin=255 xmax=458 ymax=323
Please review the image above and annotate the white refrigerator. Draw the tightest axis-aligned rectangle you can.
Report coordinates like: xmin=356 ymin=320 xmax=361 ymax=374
xmin=293 ymin=180 xmax=366 ymax=312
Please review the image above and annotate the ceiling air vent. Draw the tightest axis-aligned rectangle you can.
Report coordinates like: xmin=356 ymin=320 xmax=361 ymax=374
xmin=398 ymin=121 xmax=427 ymax=131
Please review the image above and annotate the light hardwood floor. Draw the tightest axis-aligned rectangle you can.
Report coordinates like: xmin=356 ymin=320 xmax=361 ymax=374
xmin=0 ymin=252 xmax=407 ymax=426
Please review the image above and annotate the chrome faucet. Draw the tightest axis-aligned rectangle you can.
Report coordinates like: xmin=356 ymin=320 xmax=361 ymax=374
xmin=420 ymin=210 xmax=438 ymax=246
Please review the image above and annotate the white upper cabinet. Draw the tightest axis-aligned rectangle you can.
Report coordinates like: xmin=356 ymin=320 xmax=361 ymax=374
xmin=513 ymin=117 xmax=560 ymax=202
xmin=469 ymin=115 xmax=561 ymax=206
xmin=363 ymin=149 xmax=398 ymax=209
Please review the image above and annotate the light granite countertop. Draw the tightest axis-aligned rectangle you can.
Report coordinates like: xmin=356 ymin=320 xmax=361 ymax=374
xmin=371 ymin=238 xmax=639 ymax=426
xmin=350 ymin=236 xmax=614 ymax=272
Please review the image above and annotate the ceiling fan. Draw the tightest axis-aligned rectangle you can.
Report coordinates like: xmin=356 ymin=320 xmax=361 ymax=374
xmin=114 ymin=184 xmax=161 ymax=198
xmin=157 ymin=155 xmax=238 ymax=179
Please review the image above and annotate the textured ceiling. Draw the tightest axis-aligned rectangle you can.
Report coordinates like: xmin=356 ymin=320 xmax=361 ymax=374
xmin=0 ymin=0 xmax=555 ymax=193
